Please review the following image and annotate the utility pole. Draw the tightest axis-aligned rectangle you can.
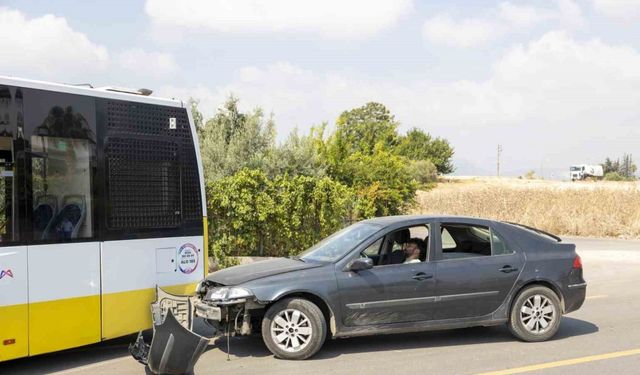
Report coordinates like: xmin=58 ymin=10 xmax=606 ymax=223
xmin=497 ymin=144 xmax=502 ymax=177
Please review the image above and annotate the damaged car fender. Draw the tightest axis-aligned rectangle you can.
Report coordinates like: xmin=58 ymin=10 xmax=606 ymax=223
xmin=241 ymin=267 xmax=341 ymax=322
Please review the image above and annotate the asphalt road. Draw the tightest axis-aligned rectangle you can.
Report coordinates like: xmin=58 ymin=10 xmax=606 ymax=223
xmin=2 ymin=237 xmax=639 ymax=375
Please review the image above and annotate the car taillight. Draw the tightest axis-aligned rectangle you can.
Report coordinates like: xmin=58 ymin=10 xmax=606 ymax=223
xmin=572 ymin=255 xmax=582 ymax=269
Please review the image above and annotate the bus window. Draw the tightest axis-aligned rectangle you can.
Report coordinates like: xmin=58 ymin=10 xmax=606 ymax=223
xmin=102 ymin=101 xmax=192 ymax=232
xmin=0 ymin=85 xmax=18 ymax=243
xmin=105 ymin=137 xmax=181 ymax=229
xmin=23 ymin=89 xmax=96 ymax=241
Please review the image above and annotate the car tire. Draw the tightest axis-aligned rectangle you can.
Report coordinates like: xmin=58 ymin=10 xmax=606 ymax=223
xmin=509 ymin=285 xmax=562 ymax=342
xmin=261 ymin=298 xmax=326 ymax=360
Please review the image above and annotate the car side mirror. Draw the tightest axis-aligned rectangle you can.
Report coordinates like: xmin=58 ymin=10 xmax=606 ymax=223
xmin=348 ymin=257 xmax=373 ymax=272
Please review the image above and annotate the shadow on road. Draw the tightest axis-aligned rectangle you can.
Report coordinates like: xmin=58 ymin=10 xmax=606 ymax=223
xmin=215 ymin=317 xmax=598 ymax=360
xmin=0 ymin=335 xmax=135 ymax=375
xmin=554 ymin=317 xmax=599 ymax=339
xmin=0 ymin=317 xmax=598 ymax=373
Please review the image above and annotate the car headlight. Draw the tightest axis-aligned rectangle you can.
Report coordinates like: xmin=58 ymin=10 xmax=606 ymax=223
xmin=206 ymin=286 xmax=253 ymax=301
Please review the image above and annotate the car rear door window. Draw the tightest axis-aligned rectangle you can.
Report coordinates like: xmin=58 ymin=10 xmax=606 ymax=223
xmin=441 ymin=228 xmax=456 ymax=250
xmin=491 ymin=230 xmax=513 ymax=255
xmin=439 ymin=223 xmax=491 ymax=259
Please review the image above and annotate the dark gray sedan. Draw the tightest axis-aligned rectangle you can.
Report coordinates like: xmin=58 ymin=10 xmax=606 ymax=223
xmin=194 ymin=215 xmax=586 ymax=360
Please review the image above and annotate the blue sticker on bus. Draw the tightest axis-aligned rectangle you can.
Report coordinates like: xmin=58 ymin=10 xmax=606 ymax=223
xmin=177 ymin=244 xmax=198 ymax=274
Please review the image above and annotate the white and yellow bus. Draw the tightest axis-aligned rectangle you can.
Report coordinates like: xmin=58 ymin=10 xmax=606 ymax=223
xmin=0 ymin=76 xmax=207 ymax=362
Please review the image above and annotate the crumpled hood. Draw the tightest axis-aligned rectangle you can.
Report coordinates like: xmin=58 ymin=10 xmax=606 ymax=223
xmin=205 ymin=258 xmax=322 ymax=286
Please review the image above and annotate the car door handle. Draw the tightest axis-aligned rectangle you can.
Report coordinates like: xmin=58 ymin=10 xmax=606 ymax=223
xmin=412 ymin=273 xmax=433 ymax=281
xmin=499 ymin=265 xmax=518 ymax=273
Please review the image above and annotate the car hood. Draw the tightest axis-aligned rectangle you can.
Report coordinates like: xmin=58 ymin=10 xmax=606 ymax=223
xmin=204 ymin=258 xmax=323 ymax=286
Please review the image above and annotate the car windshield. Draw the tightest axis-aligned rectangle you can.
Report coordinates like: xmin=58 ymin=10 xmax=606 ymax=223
xmin=298 ymin=222 xmax=381 ymax=263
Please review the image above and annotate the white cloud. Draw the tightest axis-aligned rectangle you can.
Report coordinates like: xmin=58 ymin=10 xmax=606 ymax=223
xmin=593 ymin=0 xmax=640 ymax=21
xmin=0 ymin=7 xmax=182 ymax=87
xmin=158 ymin=62 xmax=350 ymax=125
xmin=238 ymin=66 xmax=263 ymax=83
xmin=115 ymin=48 xmax=178 ymax=78
xmin=160 ymin=32 xmax=640 ymax=174
xmin=422 ymin=1 xmax=584 ymax=48
xmin=0 ymin=7 xmax=109 ymax=78
xmin=422 ymin=14 xmax=501 ymax=48
xmin=555 ymin=0 xmax=585 ymax=28
xmin=498 ymin=2 xmax=554 ymax=26
xmin=145 ymin=0 xmax=413 ymax=39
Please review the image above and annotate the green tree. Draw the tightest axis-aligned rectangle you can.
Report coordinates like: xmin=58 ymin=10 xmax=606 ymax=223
xmin=193 ymin=97 xmax=458 ymax=266
xmin=395 ymin=128 xmax=455 ymax=174
xmin=407 ymin=159 xmax=438 ymax=187
xmin=188 ymin=98 xmax=204 ymax=132
xmin=198 ymin=96 xmax=275 ymax=182
xmin=267 ymin=127 xmax=327 ymax=178
xmin=620 ymin=154 xmax=637 ymax=179
xmin=318 ymin=103 xmax=449 ymax=218
xmin=602 ymin=154 xmax=636 ymax=180
xmin=325 ymin=102 xmax=399 ymax=177
xmin=343 ymin=146 xmax=417 ymax=218
xmin=602 ymin=157 xmax=618 ymax=174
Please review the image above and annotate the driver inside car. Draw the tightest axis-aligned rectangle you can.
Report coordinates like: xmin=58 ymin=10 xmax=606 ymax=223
xmin=403 ymin=238 xmax=424 ymax=264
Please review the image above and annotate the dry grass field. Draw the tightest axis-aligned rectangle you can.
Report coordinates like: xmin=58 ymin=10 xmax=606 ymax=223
xmin=413 ymin=177 xmax=640 ymax=239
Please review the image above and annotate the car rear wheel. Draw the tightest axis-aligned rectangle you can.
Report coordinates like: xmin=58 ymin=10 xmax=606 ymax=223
xmin=509 ymin=285 xmax=562 ymax=342
xmin=261 ymin=298 xmax=326 ymax=360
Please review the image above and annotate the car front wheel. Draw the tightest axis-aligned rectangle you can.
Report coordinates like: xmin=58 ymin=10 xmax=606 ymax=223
xmin=261 ymin=298 xmax=326 ymax=360
xmin=509 ymin=285 xmax=562 ymax=342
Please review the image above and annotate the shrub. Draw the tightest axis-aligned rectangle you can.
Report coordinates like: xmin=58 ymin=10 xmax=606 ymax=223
xmin=343 ymin=148 xmax=417 ymax=218
xmin=604 ymin=172 xmax=625 ymax=181
xmin=408 ymin=159 xmax=438 ymax=187
xmin=207 ymin=169 xmax=353 ymax=263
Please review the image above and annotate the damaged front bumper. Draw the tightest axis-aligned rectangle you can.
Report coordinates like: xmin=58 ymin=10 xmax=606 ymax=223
xmin=130 ymin=309 xmax=209 ymax=375
xmin=194 ymin=299 xmax=222 ymax=321
xmin=129 ymin=287 xmax=212 ymax=375
xmin=129 ymin=286 xmax=261 ymax=374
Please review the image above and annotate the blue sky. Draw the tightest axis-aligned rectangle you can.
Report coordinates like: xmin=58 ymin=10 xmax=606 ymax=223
xmin=2 ymin=0 xmax=640 ymax=178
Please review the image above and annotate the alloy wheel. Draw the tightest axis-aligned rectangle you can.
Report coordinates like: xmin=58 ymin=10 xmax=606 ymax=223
xmin=520 ymin=294 xmax=556 ymax=334
xmin=270 ymin=309 xmax=313 ymax=353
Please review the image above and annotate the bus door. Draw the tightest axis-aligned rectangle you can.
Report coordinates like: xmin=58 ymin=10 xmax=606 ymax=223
xmin=0 ymin=84 xmax=29 ymax=361
xmin=23 ymin=88 xmax=101 ymax=355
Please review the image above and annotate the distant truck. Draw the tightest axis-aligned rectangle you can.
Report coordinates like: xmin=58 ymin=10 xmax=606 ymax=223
xmin=570 ymin=164 xmax=604 ymax=181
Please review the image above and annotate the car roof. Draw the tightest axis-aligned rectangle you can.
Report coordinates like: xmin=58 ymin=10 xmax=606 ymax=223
xmin=361 ymin=215 xmax=497 ymax=226
xmin=362 ymin=215 xmax=563 ymax=244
